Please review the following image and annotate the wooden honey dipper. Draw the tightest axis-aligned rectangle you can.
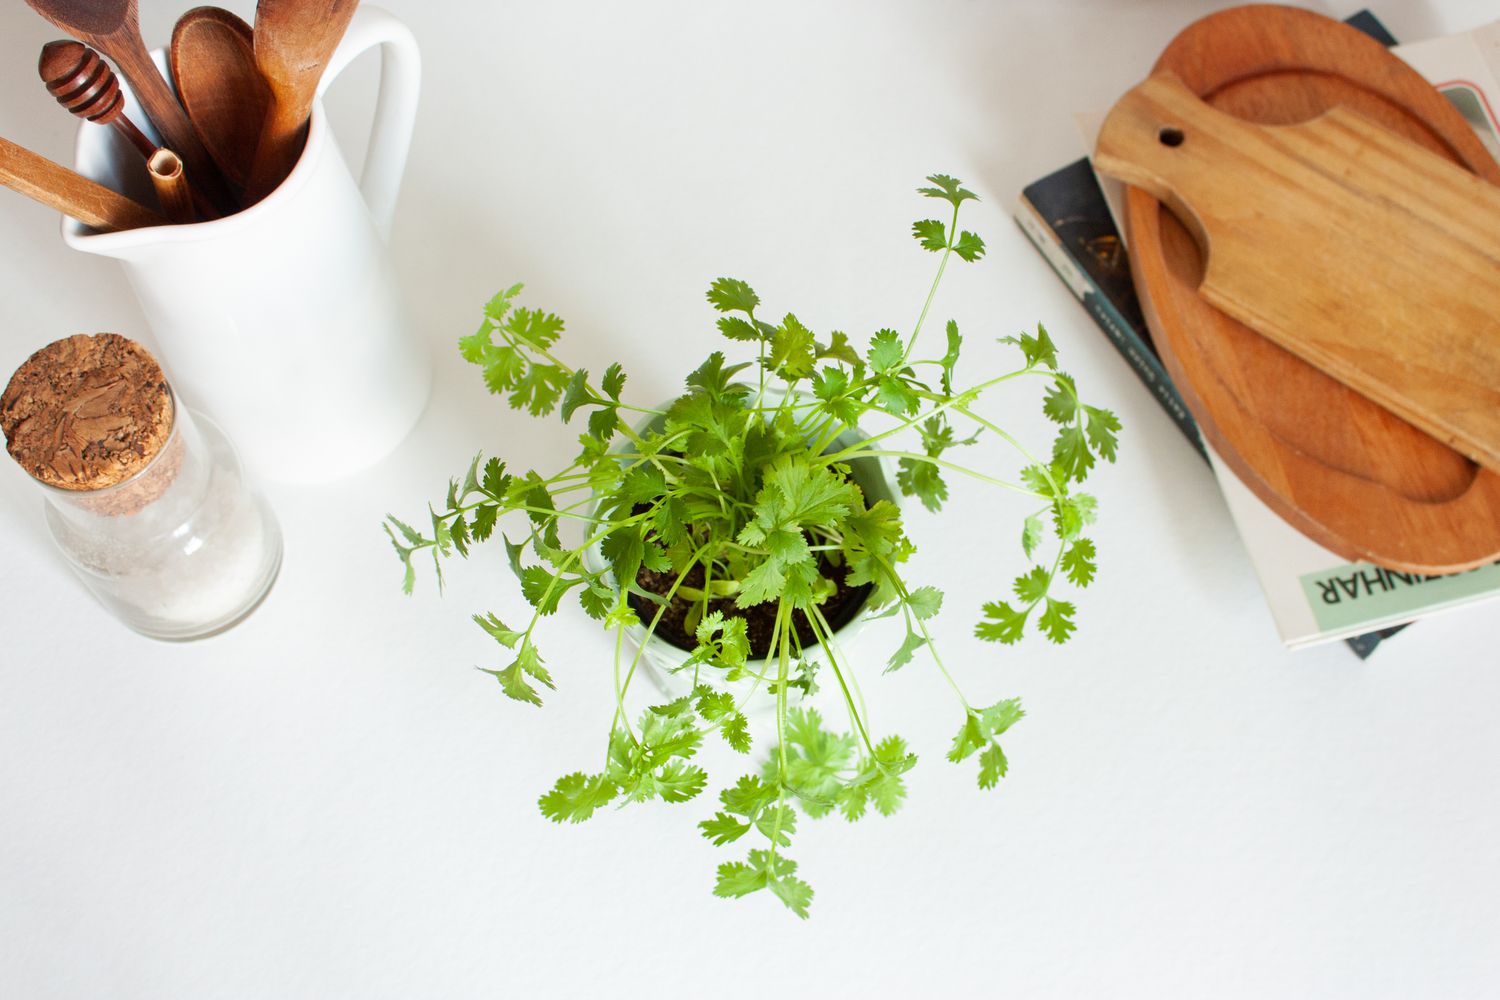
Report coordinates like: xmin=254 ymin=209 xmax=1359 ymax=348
xmin=39 ymin=40 xmax=155 ymax=161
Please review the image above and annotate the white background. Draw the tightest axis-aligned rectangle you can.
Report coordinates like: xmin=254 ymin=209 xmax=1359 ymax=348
xmin=2 ymin=2 xmax=1498 ymax=997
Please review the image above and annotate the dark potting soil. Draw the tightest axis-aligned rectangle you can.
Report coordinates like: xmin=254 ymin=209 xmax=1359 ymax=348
xmin=629 ymin=557 xmax=872 ymax=659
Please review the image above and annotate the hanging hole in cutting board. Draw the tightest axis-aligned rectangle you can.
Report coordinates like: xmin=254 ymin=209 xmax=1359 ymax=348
xmin=1159 ymin=126 xmax=1185 ymax=146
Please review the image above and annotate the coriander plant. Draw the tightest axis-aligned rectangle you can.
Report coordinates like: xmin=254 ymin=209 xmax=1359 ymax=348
xmin=386 ymin=175 xmax=1119 ymax=917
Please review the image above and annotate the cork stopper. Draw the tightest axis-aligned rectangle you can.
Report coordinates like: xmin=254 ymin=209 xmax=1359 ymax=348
xmin=1 ymin=334 xmax=175 ymax=493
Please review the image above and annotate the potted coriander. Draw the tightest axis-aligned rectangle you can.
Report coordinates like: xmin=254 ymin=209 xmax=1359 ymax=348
xmin=386 ymin=175 xmax=1119 ymax=917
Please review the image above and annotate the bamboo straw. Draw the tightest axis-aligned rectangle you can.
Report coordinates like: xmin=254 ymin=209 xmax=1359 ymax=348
xmin=147 ymin=148 xmax=195 ymax=224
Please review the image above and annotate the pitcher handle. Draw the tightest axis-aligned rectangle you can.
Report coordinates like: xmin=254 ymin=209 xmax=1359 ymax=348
xmin=318 ymin=5 xmax=421 ymax=242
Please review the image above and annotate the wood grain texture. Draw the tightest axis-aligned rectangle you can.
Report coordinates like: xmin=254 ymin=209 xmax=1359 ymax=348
xmin=24 ymin=0 xmax=236 ymax=216
xmin=0 ymin=135 xmax=166 ymax=232
xmin=38 ymin=40 xmax=156 ymax=161
xmin=148 ymin=149 xmax=196 ymax=224
xmin=170 ymin=8 xmax=269 ymax=189
xmin=243 ymin=0 xmax=360 ymax=204
xmin=1096 ymin=73 xmax=1500 ymax=473
xmin=1110 ymin=3 xmax=1500 ymax=574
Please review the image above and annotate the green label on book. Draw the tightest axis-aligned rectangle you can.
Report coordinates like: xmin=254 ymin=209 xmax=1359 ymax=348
xmin=1300 ymin=560 xmax=1500 ymax=632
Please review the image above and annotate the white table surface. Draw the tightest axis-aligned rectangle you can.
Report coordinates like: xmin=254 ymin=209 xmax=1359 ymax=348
xmin=3 ymin=2 xmax=1498 ymax=997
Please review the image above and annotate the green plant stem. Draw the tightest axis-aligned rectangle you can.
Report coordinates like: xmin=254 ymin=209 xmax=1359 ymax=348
xmin=902 ymin=200 xmax=960 ymax=364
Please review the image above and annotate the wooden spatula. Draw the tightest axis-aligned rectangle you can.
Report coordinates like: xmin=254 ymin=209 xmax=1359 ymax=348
xmin=1095 ymin=72 xmax=1500 ymax=473
xmin=242 ymin=0 xmax=360 ymax=204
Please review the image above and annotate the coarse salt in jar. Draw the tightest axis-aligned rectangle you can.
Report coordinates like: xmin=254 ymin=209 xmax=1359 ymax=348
xmin=1 ymin=333 xmax=282 ymax=640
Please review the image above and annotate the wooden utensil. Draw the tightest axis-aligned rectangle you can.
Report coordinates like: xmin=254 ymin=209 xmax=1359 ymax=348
xmin=39 ymin=40 xmax=155 ymax=160
xmin=170 ymin=7 xmax=269 ymax=189
xmin=243 ymin=0 xmax=360 ymax=204
xmin=1095 ymin=73 xmax=1500 ymax=472
xmin=1106 ymin=4 xmax=1500 ymax=574
xmin=1 ymin=135 xmax=166 ymax=232
xmin=23 ymin=0 xmax=236 ymax=215
xmin=147 ymin=148 xmax=195 ymax=223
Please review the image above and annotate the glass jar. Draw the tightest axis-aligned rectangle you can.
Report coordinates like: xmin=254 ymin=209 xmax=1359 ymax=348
xmin=38 ymin=389 xmax=282 ymax=640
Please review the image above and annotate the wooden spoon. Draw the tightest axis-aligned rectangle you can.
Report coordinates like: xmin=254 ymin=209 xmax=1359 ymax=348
xmin=22 ymin=0 xmax=237 ymax=215
xmin=170 ymin=8 xmax=270 ymax=189
xmin=243 ymin=0 xmax=360 ymax=204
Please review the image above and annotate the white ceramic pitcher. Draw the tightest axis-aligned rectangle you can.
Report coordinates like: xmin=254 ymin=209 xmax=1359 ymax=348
xmin=62 ymin=5 xmax=429 ymax=484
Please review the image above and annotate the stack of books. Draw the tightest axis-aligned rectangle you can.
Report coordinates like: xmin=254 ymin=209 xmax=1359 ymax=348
xmin=1015 ymin=12 xmax=1500 ymax=656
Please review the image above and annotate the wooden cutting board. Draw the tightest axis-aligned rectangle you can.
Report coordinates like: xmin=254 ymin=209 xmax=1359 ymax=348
xmin=1095 ymin=73 xmax=1500 ymax=472
xmin=1103 ymin=4 xmax=1500 ymax=574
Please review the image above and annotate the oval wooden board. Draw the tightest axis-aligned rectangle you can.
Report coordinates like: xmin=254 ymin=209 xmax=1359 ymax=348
xmin=1121 ymin=4 xmax=1500 ymax=573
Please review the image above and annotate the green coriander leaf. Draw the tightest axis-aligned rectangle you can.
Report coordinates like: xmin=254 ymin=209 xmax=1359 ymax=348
xmin=684 ymin=351 xmax=752 ymax=394
xmin=471 ymin=504 xmax=498 ymax=542
xmin=1054 ymin=493 xmax=1099 ymax=541
xmin=1039 ymin=597 xmax=1076 ymax=644
xmin=520 ymin=566 xmax=575 ymax=615
xmin=1013 ymin=565 xmax=1051 ymax=604
xmin=885 ymin=629 xmax=927 ymax=673
xmin=1043 ymin=376 xmax=1081 ymax=424
xmin=1007 ymin=324 xmax=1058 ymax=370
xmin=906 ymin=585 xmax=943 ymax=620
xmin=706 ymin=278 xmax=759 ymax=314
xmin=721 ymin=713 xmax=751 ymax=753
xmin=912 ymin=218 xmax=948 ymax=252
xmin=817 ymin=330 xmax=861 ymax=366
xmin=587 ymin=406 xmax=620 ymax=442
xmin=770 ymin=313 xmax=816 ymax=379
xmin=457 ymin=321 xmax=492 ymax=366
xmin=481 ymin=457 xmax=510 ymax=496
xmin=1086 ymin=405 xmax=1121 ymax=463
xmin=976 ymin=600 xmax=1028 ymax=644
xmin=978 ymin=743 xmax=1008 ymax=789
xmin=560 ymin=368 xmax=592 ymax=423
xmin=947 ymin=713 xmax=985 ymax=763
xmin=918 ymin=173 xmax=978 ymax=208
xmin=714 ymin=861 xmax=768 ymax=899
xmin=770 ymin=873 xmax=814 ymax=919
xmin=812 ymin=367 xmax=860 ymax=424
xmin=483 ymin=283 xmax=523 ymax=322
xmin=472 ymin=612 xmax=522 ymax=648
xmin=578 ymin=583 xmax=613 ymax=620
xmin=506 ymin=306 xmax=564 ymax=350
xmin=509 ymin=362 xmax=568 ymax=416
xmin=952 ymin=230 xmax=985 ymax=262
xmin=875 ymin=375 xmax=921 ymax=417
xmin=979 ymin=698 xmax=1025 ymax=736
xmin=897 ymin=457 xmax=948 ymax=512
xmin=387 ymin=514 xmax=424 ymax=547
xmin=940 ymin=320 xmax=962 ymax=394
xmin=721 ymin=774 xmax=778 ymax=818
xmin=482 ymin=661 xmax=541 ymax=706
xmin=384 ymin=523 xmax=417 ymax=594
xmin=1063 ymin=538 xmax=1097 ymax=587
xmin=867 ymin=766 xmax=907 ymax=817
xmin=602 ymin=362 xmax=627 ymax=400
xmin=656 ymin=762 xmax=709 ymax=803
xmin=755 ymin=803 xmax=798 ymax=847
xmin=1021 ymin=513 xmax=1044 ymax=558
xmin=1052 ymin=424 xmax=1095 ymax=483
xmin=867 ymin=328 xmax=905 ymax=374
xmin=539 ymin=772 xmax=617 ymax=823
xmin=700 ymin=812 xmax=751 ymax=846
xmin=717 ymin=315 xmax=762 ymax=342
xmin=1021 ymin=463 xmax=1058 ymax=499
